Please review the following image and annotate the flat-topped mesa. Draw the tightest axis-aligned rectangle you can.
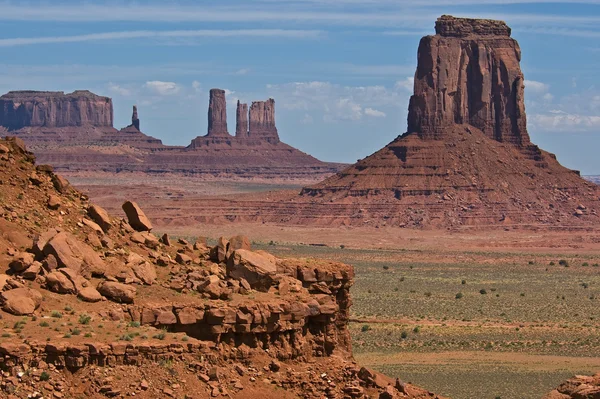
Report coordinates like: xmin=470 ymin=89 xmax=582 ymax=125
xmin=207 ymin=88 xmax=230 ymax=137
xmin=131 ymin=105 xmax=140 ymax=131
xmin=235 ymin=100 xmax=248 ymax=138
xmin=248 ymin=99 xmax=279 ymax=144
xmin=407 ymin=15 xmax=530 ymax=146
xmin=0 ymin=90 xmax=113 ymax=130
xmin=435 ymin=15 xmax=512 ymax=37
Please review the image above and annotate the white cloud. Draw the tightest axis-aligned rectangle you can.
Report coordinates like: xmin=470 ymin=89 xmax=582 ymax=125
xmin=0 ymin=29 xmax=323 ymax=47
xmin=394 ymin=77 xmax=414 ymax=92
xmin=364 ymin=107 xmax=386 ymax=117
xmin=107 ymin=82 xmax=131 ymax=96
xmin=191 ymin=80 xmax=201 ymax=92
xmin=302 ymin=114 xmax=314 ymax=124
xmin=542 ymin=92 xmax=554 ymax=102
xmin=529 ymin=111 xmax=600 ymax=132
xmin=524 ymin=80 xmax=549 ymax=94
xmin=234 ymin=68 xmax=250 ymax=75
xmin=144 ymin=81 xmax=181 ymax=96
xmin=266 ymin=80 xmax=409 ymax=122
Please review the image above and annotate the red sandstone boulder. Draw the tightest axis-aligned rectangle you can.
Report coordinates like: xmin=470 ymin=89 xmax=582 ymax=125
xmin=45 ymin=271 xmax=76 ymax=294
xmin=1 ymin=287 xmax=42 ymax=315
xmin=42 ymin=231 xmax=106 ymax=278
xmin=122 ymin=201 xmax=153 ymax=232
xmin=97 ymin=281 xmax=136 ymax=303
xmin=78 ymin=286 xmax=102 ymax=303
xmin=88 ymin=204 xmax=113 ymax=233
xmin=9 ymin=252 xmax=35 ymax=272
xmin=132 ymin=262 xmax=157 ymax=285
xmin=226 ymin=249 xmax=277 ymax=291
xmin=210 ymin=237 xmax=229 ymax=263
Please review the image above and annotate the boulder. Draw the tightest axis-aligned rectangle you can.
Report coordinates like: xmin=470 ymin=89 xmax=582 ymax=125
xmin=88 ymin=204 xmax=113 ymax=233
xmin=82 ymin=218 xmax=103 ymax=235
xmin=42 ymin=231 xmax=106 ymax=278
xmin=226 ymin=249 xmax=277 ymax=291
xmin=227 ymin=235 xmax=251 ymax=258
xmin=22 ymin=261 xmax=42 ymax=280
xmin=97 ymin=281 xmax=136 ymax=303
xmin=132 ymin=262 xmax=157 ymax=285
xmin=47 ymin=195 xmax=61 ymax=210
xmin=45 ymin=271 xmax=76 ymax=294
xmin=122 ymin=201 xmax=153 ymax=232
xmin=51 ymin=174 xmax=70 ymax=194
xmin=9 ymin=252 xmax=35 ymax=272
xmin=210 ymin=237 xmax=229 ymax=263
xmin=78 ymin=287 xmax=103 ymax=303
xmin=176 ymin=253 xmax=192 ymax=265
xmin=1 ymin=288 xmax=42 ymax=315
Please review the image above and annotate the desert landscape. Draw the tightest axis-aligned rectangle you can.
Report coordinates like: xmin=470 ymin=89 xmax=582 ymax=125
xmin=1 ymin=8 xmax=600 ymax=399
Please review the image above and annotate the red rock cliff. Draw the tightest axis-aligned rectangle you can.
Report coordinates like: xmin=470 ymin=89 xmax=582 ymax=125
xmin=131 ymin=105 xmax=140 ymax=131
xmin=249 ymin=99 xmax=279 ymax=144
xmin=407 ymin=15 xmax=529 ymax=146
xmin=207 ymin=88 xmax=229 ymax=137
xmin=0 ymin=90 xmax=113 ymax=130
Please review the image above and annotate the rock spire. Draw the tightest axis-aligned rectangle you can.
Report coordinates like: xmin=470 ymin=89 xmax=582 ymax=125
xmin=207 ymin=88 xmax=229 ymax=137
xmin=235 ymin=100 xmax=248 ymax=138
xmin=248 ymin=99 xmax=279 ymax=144
xmin=131 ymin=105 xmax=140 ymax=131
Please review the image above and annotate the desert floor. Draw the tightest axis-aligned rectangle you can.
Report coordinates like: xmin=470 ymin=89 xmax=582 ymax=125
xmin=73 ymin=175 xmax=600 ymax=399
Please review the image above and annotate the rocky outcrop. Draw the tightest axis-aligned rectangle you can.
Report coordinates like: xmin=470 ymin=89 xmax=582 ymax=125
xmin=0 ymin=90 xmax=113 ymax=130
xmin=543 ymin=373 xmax=600 ymax=399
xmin=207 ymin=88 xmax=229 ymax=137
xmin=249 ymin=99 xmax=279 ymax=143
xmin=131 ymin=105 xmax=140 ymax=131
xmin=235 ymin=100 xmax=248 ymax=138
xmin=408 ymin=15 xmax=529 ymax=146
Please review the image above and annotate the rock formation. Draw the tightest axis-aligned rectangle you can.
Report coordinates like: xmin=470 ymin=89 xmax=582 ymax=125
xmin=206 ymin=88 xmax=229 ymax=137
xmin=235 ymin=100 xmax=248 ymax=138
xmin=0 ymin=89 xmax=342 ymax=181
xmin=249 ymin=98 xmax=279 ymax=143
xmin=0 ymin=90 xmax=113 ymax=130
xmin=131 ymin=105 xmax=140 ymax=131
xmin=0 ymin=137 xmax=439 ymax=399
xmin=408 ymin=15 xmax=528 ymax=146
xmin=283 ymin=15 xmax=600 ymax=228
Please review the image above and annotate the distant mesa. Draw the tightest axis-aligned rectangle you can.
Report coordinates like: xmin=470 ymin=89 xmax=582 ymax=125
xmin=0 ymin=87 xmax=344 ymax=180
xmin=0 ymin=90 xmax=113 ymax=130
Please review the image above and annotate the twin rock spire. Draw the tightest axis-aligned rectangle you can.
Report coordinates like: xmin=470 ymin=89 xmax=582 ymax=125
xmin=206 ymin=88 xmax=279 ymax=144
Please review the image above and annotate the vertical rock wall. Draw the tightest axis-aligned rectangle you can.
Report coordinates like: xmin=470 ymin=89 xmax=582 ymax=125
xmin=0 ymin=91 xmax=113 ymax=130
xmin=235 ymin=101 xmax=248 ymax=138
xmin=207 ymin=89 xmax=230 ymax=137
xmin=248 ymin=99 xmax=279 ymax=144
xmin=407 ymin=15 xmax=530 ymax=146
xmin=131 ymin=106 xmax=140 ymax=131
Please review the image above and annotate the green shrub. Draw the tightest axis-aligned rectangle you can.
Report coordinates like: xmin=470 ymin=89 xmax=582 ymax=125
xmin=361 ymin=324 xmax=371 ymax=333
xmin=79 ymin=314 xmax=92 ymax=325
xmin=40 ymin=371 xmax=50 ymax=381
xmin=39 ymin=321 xmax=49 ymax=327
xmin=51 ymin=311 xmax=62 ymax=319
xmin=479 ymin=289 xmax=487 ymax=295
xmin=400 ymin=331 xmax=408 ymax=339
xmin=455 ymin=292 xmax=464 ymax=299
xmin=461 ymin=279 xmax=466 ymax=285
xmin=559 ymin=259 xmax=569 ymax=267
xmin=128 ymin=321 xmax=141 ymax=328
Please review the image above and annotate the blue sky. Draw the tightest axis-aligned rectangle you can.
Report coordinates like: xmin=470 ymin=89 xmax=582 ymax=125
xmin=1 ymin=1 xmax=600 ymax=173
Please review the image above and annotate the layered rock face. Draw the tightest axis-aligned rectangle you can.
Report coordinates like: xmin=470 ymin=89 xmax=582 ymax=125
xmin=248 ymin=99 xmax=280 ymax=143
xmin=206 ymin=88 xmax=230 ymax=137
xmin=0 ymin=90 xmax=113 ymax=130
xmin=408 ymin=15 xmax=529 ymax=146
xmin=235 ymin=100 xmax=248 ymax=138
